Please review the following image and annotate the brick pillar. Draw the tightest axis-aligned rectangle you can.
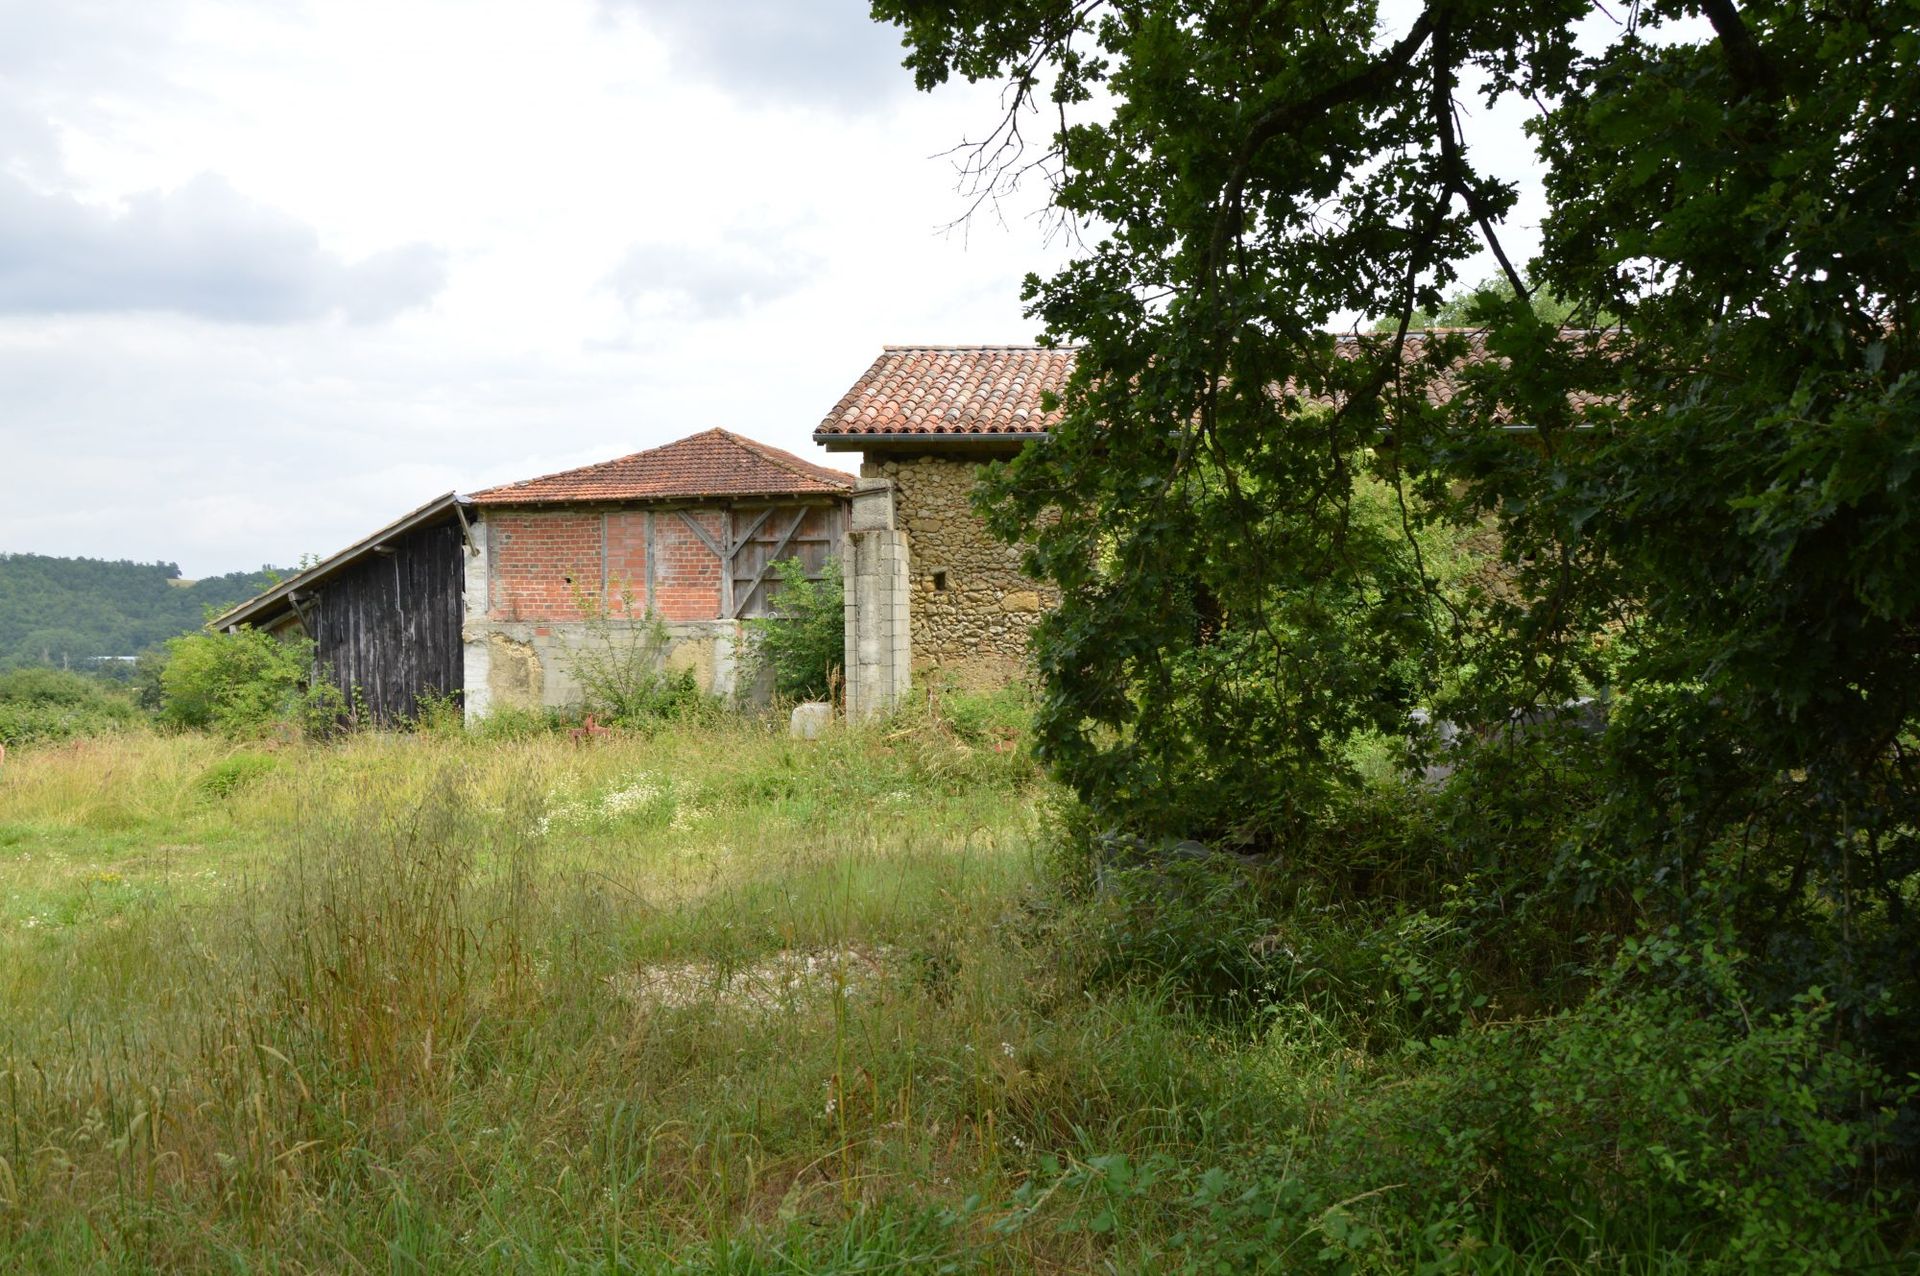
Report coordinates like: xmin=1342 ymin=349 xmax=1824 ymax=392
xmin=843 ymin=478 xmax=910 ymax=722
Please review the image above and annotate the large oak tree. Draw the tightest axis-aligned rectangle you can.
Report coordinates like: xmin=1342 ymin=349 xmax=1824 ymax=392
xmin=873 ymin=0 xmax=1920 ymax=1055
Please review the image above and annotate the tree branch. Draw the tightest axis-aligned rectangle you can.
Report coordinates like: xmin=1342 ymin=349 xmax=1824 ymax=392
xmin=1206 ymin=4 xmax=1444 ymax=279
xmin=1699 ymin=0 xmax=1780 ymax=102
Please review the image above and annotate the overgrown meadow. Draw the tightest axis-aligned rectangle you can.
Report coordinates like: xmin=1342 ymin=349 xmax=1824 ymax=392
xmin=0 ymin=701 xmax=1911 ymax=1272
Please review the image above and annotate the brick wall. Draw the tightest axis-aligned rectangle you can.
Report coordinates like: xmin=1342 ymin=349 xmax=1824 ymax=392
xmin=651 ymin=510 xmax=723 ymax=621
xmin=486 ymin=510 xmax=603 ymax=621
xmin=604 ymin=511 xmax=650 ymax=611
xmin=485 ymin=506 xmax=729 ymax=623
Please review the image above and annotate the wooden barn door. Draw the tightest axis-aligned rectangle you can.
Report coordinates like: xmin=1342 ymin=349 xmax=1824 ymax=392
xmin=726 ymin=503 xmax=846 ymax=619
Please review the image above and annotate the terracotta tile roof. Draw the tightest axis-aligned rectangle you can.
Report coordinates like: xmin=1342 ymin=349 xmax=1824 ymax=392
xmin=468 ymin=428 xmax=856 ymax=506
xmin=816 ymin=335 xmax=1607 ymax=441
xmin=815 ymin=344 xmax=1077 ymax=437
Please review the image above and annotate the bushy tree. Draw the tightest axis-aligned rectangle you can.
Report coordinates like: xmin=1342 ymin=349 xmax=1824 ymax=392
xmin=873 ymin=0 xmax=1920 ymax=1133
xmin=158 ymin=629 xmax=340 ymax=736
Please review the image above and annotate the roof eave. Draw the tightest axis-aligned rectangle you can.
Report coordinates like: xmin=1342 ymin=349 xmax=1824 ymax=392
xmin=813 ymin=430 xmax=1050 ymax=453
xmin=468 ymin=486 xmax=853 ymax=509
xmin=210 ymin=492 xmax=467 ymax=632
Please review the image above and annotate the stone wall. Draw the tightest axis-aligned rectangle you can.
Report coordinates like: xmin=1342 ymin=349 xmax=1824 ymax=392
xmin=858 ymin=453 xmax=1051 ymax=689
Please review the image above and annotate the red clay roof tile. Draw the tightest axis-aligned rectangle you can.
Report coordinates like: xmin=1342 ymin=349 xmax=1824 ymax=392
xmin=469 ymin=428 xmax=855 ymax=506
xmin=815 ymin=345 xmax=1077 ymax=437
xmin=815 ymin=335 xmax=1606 ymax=440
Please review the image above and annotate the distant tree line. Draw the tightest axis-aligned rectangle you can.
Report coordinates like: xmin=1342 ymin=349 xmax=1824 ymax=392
xmin=0 ymin=553 xmax=281 ymax=671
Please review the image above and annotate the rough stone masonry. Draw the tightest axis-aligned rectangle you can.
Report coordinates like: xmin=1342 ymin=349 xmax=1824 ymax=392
xmin=859 ymin=454 xmax=1054 ymax=690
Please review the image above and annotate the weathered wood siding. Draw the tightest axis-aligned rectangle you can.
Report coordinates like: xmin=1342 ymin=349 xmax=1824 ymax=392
xmin=303 ymin=518 xmax=463 ymax=723
xmin=728 ymin=502 xmax=847 ymax=618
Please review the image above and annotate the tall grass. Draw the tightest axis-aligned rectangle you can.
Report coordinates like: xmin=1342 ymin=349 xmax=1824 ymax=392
xmin=0 ymin=711 xmax=1127 ymax=1270
xmin=1 ymin=708 xmax=1905 ymax=1271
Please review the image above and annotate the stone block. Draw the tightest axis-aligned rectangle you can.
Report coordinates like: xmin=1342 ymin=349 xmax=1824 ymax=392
xmin=850 ymin=479 xmax=897 ymax=532
xmin=790 ymin=701 xmax=834 ymax=739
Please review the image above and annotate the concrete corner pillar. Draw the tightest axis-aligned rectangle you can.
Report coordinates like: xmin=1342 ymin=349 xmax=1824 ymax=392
xmin=461 ymin=513 xmax=492 ymax=726
xmin=844 ymin=479 xmax=910 ymax=722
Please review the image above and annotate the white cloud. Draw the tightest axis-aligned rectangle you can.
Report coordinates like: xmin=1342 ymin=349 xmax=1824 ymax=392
xmin=604 ymin=224 xmax=822 ymax=320
xmin=0 ymin=172 xmax=445 ymax=321
xmin=599 ymin=0 xmax=912 ymax=112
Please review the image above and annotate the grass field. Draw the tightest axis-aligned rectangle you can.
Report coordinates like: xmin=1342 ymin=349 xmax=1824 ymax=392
xmin=0 ymin=710 xmax=1903 ymax=1272
xmin=0 ymin=709 xmax=1272 ymax=1273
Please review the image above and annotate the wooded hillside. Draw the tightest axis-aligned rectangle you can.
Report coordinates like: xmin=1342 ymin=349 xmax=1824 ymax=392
xmin=0 ymin=553 xmax=281 ymax=669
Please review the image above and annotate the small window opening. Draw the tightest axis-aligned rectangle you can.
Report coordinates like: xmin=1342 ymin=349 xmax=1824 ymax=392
xmin=932 ymin=571 xmax=949 ymax=592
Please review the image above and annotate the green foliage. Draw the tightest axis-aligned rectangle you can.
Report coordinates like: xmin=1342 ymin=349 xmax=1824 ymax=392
xmin=1322 ymin=949 xmax=1907 ymax=1266
xmin=879 ymin=0 xmax=1920 ymax=1166
xmin=0 ymin=667 xmax=141 ymax=747
xmin=745 ymin=557 xmax=845 ymax=702
xmin=0 ymin=552 xmax=280 ymax=670
xmin=194 ymin=751 xmax=279 ymax=799
xmin=157 ymin=628 xmax=342 ymax=737
xmin=563 ymin=596 xmax=717 ymax=729
xmin=1370 ymin=273 xmax=1596 ymax=332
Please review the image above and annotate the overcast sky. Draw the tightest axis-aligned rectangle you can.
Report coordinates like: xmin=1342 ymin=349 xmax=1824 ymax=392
xmin=0 ymin=0 xmax=1552 ymax=577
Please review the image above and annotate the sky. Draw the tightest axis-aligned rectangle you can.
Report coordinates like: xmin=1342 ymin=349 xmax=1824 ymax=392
xmin=0 ymin=0 xmax=1556 ymax=578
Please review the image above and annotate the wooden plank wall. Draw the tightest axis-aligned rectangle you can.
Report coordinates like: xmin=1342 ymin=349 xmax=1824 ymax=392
xmin=304 ymin=518 xmax=464 ymax=724
xmin=728 ymin=502 xmax=846 ymax=619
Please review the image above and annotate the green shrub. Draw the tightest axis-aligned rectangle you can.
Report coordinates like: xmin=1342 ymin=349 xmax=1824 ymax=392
xmin=745 ymin=557 xmax=843 ymax=702
xmin=1313 ymin=942 xmax=1911 ymax=1265
xmin=157 ymin=628 xmax=341 ymax=737
xmin=0 ymin=668 xmax=142 ymax=746
xmin=564 ymin=602 xmax=719 ymax=730
xmin=195 ymin=751 xmax=279 ymax=799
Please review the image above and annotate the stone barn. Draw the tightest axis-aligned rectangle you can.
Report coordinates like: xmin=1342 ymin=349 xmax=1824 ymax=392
xmin=213 ymin=428 xmax=854 ymax=724
xmin=816 ymin=345 xmax=1073 ymax=695
xmin=816 ymin=336 xmax=1519 ymax=718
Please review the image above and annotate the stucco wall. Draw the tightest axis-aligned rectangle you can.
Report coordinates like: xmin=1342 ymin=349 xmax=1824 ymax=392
xmin=858 ymin=454 xmax=1051 ymax=689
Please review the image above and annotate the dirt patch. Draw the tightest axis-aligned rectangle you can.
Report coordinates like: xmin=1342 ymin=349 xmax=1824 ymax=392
xmin=608 ymin=945 xmax=897 ymax=1011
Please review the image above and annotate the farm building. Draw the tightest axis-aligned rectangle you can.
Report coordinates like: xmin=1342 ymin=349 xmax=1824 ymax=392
xmin=816 ymin=345 xmax=1073 ymax=691
xmin=213 ymin=429 xmax=855 ymax=725
xmin=215 ymin=338 xmax=1520 ymax=728
xmin=813 ymin=336 xmax=1547 ymax=695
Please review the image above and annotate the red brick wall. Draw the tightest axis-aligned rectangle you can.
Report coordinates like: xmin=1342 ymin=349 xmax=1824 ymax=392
xmin=488 ymin=511 xmax=600 ymax=621
xmin=487 ymin=507 xmax=727 ymax=622
xmin=604 ymin=511 xmax=650 ymax=612
xmin=653 ymin=510 xmax=723 ymax=621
